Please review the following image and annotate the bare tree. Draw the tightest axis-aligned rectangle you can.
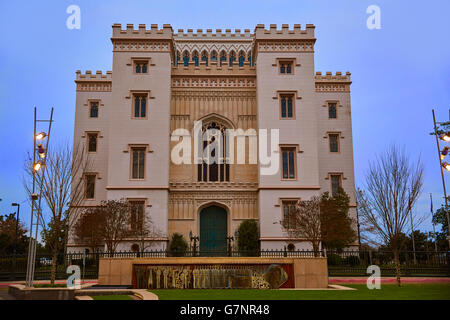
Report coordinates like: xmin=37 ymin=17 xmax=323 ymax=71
xmin=358 ymin=145 xmax=423 ymax=286
xmin=287 ymin=196 xmax=322 ymax=256
xmin=24 ymin=142 xmax=91 ymax=284
xmin=74 ymin=207 xmax=104 ymax=253
xmin=98 ymin=199 xmax=130 ymax=255
xmin=129 ymin=212 xmax=162 ymax=255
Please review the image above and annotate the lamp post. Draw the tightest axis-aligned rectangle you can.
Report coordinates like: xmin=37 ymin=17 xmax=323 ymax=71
xmin=189 ymin=231 xmax=199 ymax=257
xmin=432 ymin=109 xmax=450 ymax=249
xmin=226 ymin=236 xmax=234 ymax=257
xmin=11 ymin=203 xmax=20 ymax=281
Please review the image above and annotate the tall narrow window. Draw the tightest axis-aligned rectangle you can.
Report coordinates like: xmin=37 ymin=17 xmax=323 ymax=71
xmin=238 ymin=51 xmax=245 ymax=67
xmin=131 ymin=147 xmax=145 ymax=179
xmin=85 ymin=174 xmax=96 ymax=199
xmin=329 ymin=134 xmax=339 ymax=152
xmin=229 ymin=51 xmax=236 ymax=67
xmin=87 ymin=133 xmax=97 ymax=152
xmin=211 ymin=51 xmax=218 ymax=62
xmin=201 ymin=51 xmax=208 ymax=66
xmin=183 ymin=51 xmax=189 ymax=66
xmin=133 ymin=94 xmax=147 ymax=118
xmin=220 ymin=51 xmax=227 ymax=66
xmin=248 ymin=53 xmax=252 ymax=66
xmin=197 ymin=121 xmax=229 ymax=182
xmin=280 ymin=94 xmax=294 ymax=119
xmin=129 ymin=200 xmax=145 ymax=232
xmin=328 ymin=103 xmax=337 ymax=119
xmin=192 ymin=51 xmax=199 ymax=67
xmin=330 ymin=174 xmax=342 ymax=196
xmin=282 ymin=201 xmax=297 ymax=229
xmin=281 ymin=147 xmax=296 ymax=180
xmin=175 ymin=51 xmax=180 ymax=66
xmin=89 ymin=102 xmax=98 ymax=118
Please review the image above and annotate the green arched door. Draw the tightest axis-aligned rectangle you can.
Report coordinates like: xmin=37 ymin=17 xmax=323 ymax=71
xmin=199 ymin=205 xmax=227 ymax=256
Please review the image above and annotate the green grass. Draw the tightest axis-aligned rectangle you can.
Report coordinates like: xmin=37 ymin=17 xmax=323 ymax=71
xmin=91 ymin=294 xmax=135 ymax=300
xmin=149 ymin=284 xmax=450 ymax=300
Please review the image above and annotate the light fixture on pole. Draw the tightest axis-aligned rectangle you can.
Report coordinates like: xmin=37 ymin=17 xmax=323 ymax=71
xmin=33 ymin=160 xmax=44 ymax=172
xmin=440 ymin=146 xmax=450 ymax=160
xmin=442 ymin=162 xmax=450 ymax=172
xmin=37 ymin=144 xmax=46 ymax=158
xmin=35 ymin=132 xmax=47 ymax=140
xmin=439 ymin=133 xmax=450 ymax=142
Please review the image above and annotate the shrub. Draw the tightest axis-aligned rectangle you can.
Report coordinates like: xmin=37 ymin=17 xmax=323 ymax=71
xmin=168 ymin=233 xmax=188 ymax=257
xmin=237 ymin=220 xmax=260 ymax=256
xmin=327 ymin=253 xmax=342 ymax=266
xmin=343 ymin=255 xmax=361 ymax=266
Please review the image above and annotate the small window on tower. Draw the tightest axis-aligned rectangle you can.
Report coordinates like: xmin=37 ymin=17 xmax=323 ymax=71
xmin=328 ymin=103 xmax=337 ymax=119
xmin=84 ymin=174 xmax=96 ymax=199
xmin=280 ymin=94 xmax=295 ymax=119
xmin=133 ymin=94 xmax=147 ymax=118
xmin=89 ymin=101 xmax=99 ymax=118
xmin=330 ymin=174 xmax=342 ymax=196
xmin=134 ymin=61 xmax=148 ymax=74
xmin=329 ymin=133 xmax=340 ymax=153
xmin=87 ymin=133 xmax=98 ymax=152
xmin=279 ymin=61 xmax=293 ymax=74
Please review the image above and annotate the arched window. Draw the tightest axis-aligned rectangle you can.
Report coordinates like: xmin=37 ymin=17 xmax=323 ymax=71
xmin=183 ymin=51 xmax=190 ymax=66
xmin=175 ymin=51 xmax=180 ymax=66
xmin=201 ymin=50 xmax=208 ymax=66
xmin=229 ymin=51 xmax=236 ymax=67
xmin=192 ymin=50 xmax=199 ymax=67
xmin=197 ymin=121 xmax=230 ymax=182
xmin=238 ymin=51 xmax=245 ymax=67
xmin=219 ymin=51 xmax=227 ymax=66
xmin=210 ymin=50 xmax=218 ymax=62
xmin=247 ymin=52 xmax=252 ymax=66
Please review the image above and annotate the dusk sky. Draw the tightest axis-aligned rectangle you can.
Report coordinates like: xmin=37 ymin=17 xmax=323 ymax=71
xmin=0 ymin=0 xmax=449 ymax=235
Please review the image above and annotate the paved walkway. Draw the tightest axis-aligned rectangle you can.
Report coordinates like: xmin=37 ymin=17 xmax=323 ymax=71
xmin=329 ymin=277 xmax=450 ymax=284
xmin=0 ymin=280 xmax=98 ymax=288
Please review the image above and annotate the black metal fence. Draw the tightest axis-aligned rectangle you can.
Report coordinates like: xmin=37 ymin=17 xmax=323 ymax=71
xmin=0 ymin=249 xmax=448 ymax=281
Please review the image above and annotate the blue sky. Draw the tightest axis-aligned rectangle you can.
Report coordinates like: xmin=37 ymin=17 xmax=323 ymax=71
xmin=0 ymin=0 xmax=449 ymax=235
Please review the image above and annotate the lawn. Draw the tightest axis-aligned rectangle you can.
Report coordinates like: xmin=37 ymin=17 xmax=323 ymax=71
xmin=90 ymin=294 xmax=135 ymax=300
xmin=149 ymin=284 xmax=450 ymax=300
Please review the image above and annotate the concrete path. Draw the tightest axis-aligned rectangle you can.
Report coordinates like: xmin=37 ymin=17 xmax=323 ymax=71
xmin=329 ymin=277 xmax=450 ymax=284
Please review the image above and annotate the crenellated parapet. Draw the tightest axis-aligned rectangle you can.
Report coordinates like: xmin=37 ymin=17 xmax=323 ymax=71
xmin=173 ymin=28 xmax=253 ymax=40
xmin=111 ymin=23 xmax=173 ymax=39
xmin=75 ymin=70 xmax=112 ymax=92
xmin=314 ymin=72 xmax=352 ymax=92
xmin=254 ymin=24 xmax=315 ymax=40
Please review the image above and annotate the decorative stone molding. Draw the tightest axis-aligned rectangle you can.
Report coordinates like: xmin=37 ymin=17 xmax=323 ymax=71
xmin=171 ymin=90 xmax=256 ymax=99
xmin=75 ymin=71 xmax=112 ymax=92
xmin=257 ymin=41 xmax=315 ymax=52
xmin=315 ymin=71 xmax=352 ymax=92
xmin=172 ymin=77 xmax=255 ymax=88
xmin=113 ymin=40 xmax=171 ymax=52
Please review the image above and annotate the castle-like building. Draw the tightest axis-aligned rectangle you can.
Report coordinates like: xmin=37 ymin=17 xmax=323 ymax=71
xmin=69 ymin=23 xmax=357 ymax=253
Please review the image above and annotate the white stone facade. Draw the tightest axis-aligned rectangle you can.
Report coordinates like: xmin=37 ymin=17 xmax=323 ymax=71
xmin=68 ymin=23 xmax=358 ymax=253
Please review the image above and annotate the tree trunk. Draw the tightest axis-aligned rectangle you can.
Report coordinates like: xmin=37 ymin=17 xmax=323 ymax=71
xmin=393 ymin=248 xmax=401 ymax=287
xmin=312 ymin=242 xmax=319 ymax=257
xmin=50 ymin=246 xmax=58 ymax=285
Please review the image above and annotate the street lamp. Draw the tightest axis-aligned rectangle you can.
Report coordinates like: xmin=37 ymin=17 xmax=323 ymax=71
xmin=35 ymin=132 xmax=47 ymax=140
xmin=432 ymin=109 xmax=450 ymax=249
xmin=189 ymin=231 xmax=199 ymax=257
xmin=11 ymin=203 xmax=20 ymax=281
xmin=33 ymin=160 xmax=44 ymax=172
xmin=439 ymin=133 xmax=450 ymax=142
xmin=37 ymin=144 xmax=46 ymax=158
